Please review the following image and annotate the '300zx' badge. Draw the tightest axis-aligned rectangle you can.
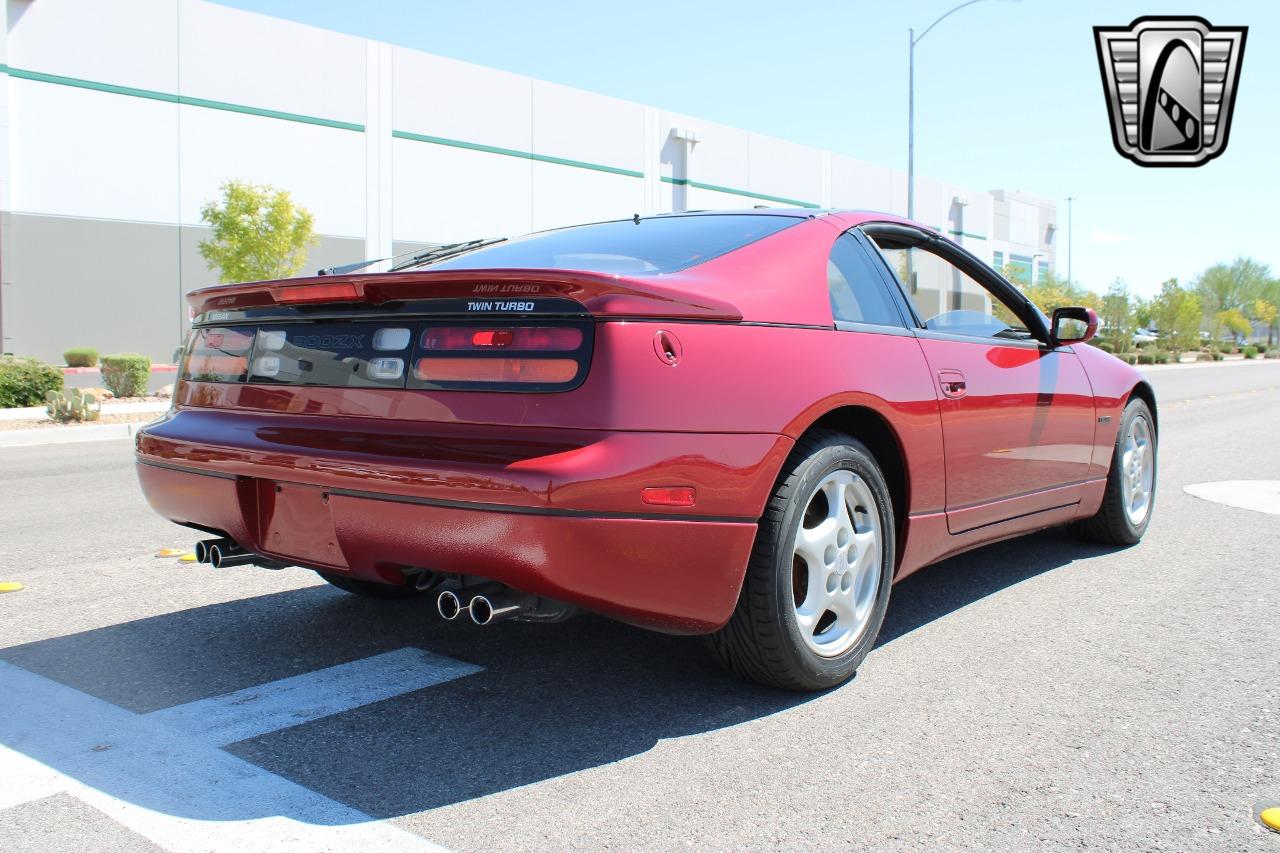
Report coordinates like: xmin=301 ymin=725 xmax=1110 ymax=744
xmin=290 ymin=334 xmax=365 ymax=349
xmin=1094 ymin=16 xmax=1247 ymax=167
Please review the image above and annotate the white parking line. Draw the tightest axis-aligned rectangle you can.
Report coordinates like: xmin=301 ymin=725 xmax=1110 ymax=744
xmin=1184 ymin=480 xmax=1280 ymax=515
xmin=0 ymin=650 xmax=480 ymax=851
xmin=145 ymin=648 xmax=481 ymax=746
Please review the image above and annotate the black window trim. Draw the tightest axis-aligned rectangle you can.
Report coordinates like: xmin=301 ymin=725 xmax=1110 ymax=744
xmin=826 ymin=228 xmax=913 ymax=333
xmin=854 ymin=222 xmax=1055 ymax=348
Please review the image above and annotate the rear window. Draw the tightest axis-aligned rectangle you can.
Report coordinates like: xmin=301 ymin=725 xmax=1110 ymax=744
xmin=425 ymin=214 xmax=800 ymax=275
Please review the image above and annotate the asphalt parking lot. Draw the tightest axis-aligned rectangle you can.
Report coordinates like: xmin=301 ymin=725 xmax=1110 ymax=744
xmin=2 ymin=361 xmax=1278 ymax=852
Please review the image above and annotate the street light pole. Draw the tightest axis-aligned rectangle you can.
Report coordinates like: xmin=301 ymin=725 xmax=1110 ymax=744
xmin=1066 ymin=196 xmax=1074 ymax=284
xmin=907 ymin=0 xmax=1007 ymax=223
xmin=908 ymin=28 xmax=915 ymax=221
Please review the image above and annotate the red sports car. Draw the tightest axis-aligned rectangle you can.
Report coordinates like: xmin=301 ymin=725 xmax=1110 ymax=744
xmin=136 ymin=210 xmax=1156 ymax=690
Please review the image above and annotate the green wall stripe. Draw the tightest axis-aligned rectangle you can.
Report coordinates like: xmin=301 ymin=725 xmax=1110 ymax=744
xmin=661 ymin=176 xmax=818 ymax=209
xmin=948 ymin=229 xmax=988 ymax=240
xmin=0 ymin=63 xmax=853 ymax=210
xmin=391 ymin=130 xmax=643 ymax=178
xmin=3 ymin=65 xmax=365 ymax=132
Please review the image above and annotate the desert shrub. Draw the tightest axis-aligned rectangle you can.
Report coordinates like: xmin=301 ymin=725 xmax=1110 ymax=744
xmin=1136 ymin=353 xmax=1156 ymax=365
xmin=100 ymin=353 xmax=151 ymax=398
xmin=0 ymin=356 xmax=64 ymax=408
xmin=1092 ymin=340 xmax=1116 ymax=353
xmin=45 ymin=388 xmax=101 ymax=423
xmin=63 ymin=348 xmax=99 ymax=367
xmin=1196 ymin=352 xmax=1215 ymax=362
xmin=1211 ymin=351 xmax=1224 ymax=361
xmin=1243 ymin=346 xmax=1259 ymax=359
xmin=1254 ymin=343 xmax=1268 ymax=354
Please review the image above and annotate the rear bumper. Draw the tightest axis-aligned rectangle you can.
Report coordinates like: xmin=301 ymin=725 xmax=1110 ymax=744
xmin=135 ymin=410 xmax=791 ymax=632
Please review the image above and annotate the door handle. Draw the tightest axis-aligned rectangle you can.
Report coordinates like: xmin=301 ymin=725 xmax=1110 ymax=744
xmin=938 ymin=370 xmax=967 ymax=399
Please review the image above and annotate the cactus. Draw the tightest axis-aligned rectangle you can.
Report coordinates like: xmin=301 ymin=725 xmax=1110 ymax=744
xmin=45 ymin=387 xmax=102 ymax=423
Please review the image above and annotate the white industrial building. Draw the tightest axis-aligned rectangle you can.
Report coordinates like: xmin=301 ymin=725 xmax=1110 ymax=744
xmin=0 ymin=0 xmax=1057 ymax=363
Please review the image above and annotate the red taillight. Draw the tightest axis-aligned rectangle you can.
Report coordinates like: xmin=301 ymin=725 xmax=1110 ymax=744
xmin=273 ymin=282 xmax=360 ymax=304
xmin=471 ymin=330 xmax=515 ymax=347
xmin=421 ymin=327 xmax=583 ymax=351
xmin=413 ymin=357 xmax=579 ymax=384
xmin=641 ymin=487 xmax=697 ymax=507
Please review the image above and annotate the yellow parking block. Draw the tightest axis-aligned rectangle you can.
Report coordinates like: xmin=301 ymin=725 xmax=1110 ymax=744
xmin=0 ymin=581 xmax=24 ymax=593
xmin=1261 ymin=805 xmax=1280 ymax=832
xmin=155 ymin=548 xmax=186 ymax=558
xmin=178 ymin=553 xmax=198 ymax=563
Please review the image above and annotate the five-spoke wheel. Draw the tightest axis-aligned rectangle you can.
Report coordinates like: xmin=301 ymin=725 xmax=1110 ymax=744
xmin=708 ymin=431 xmax=894 ymax=691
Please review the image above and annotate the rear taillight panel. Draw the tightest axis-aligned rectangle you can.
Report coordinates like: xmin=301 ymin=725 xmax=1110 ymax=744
xmin=181 ymin=319 xmax=593 ymax=393
xmin=410 ymin=322 xmax=591 ymax=392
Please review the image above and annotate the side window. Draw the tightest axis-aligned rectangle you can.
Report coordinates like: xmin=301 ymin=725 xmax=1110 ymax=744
xmin=866 ymin=237 xmax=1032 ymax=341
xmin=827 ymin=234 xmax=904 ymax=327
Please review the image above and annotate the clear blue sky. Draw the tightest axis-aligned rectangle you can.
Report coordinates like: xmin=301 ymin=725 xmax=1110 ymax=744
xmin=213 ymin=0 xmax=1278 ymax=298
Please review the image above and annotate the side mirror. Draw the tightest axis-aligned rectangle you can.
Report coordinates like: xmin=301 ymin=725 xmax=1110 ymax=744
xmin=1050 ymin=306 xmax=1098 ymax=346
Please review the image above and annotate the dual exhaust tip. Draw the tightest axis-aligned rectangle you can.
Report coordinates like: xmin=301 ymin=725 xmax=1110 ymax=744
xmin=194 ymin=538 xmax=267 ymax=569
xmin=437 ymin=585 xmax=531 ymax=626
xmin=194 ymin=538 xmax=524 ymax=622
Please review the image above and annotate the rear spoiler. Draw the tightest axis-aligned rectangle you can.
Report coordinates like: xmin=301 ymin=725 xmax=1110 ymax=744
xmin=187 ymin=269 xmax=743 ymax=322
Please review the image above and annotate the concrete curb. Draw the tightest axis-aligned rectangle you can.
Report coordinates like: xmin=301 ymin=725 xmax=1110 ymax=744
xmin=61 ymin=365 xmax=178 ymax=374
xmin=0 ymin=401 xmax=170 ymax=422
xmin=0 ymin=420 xmax=150 ymax=448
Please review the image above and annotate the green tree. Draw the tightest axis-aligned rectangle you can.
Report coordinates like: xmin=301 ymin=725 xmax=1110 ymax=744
xmin=1195 ymin=257 xmax=1271 ymax=339
xmin=198 ymin=180 xmax=316 ymax=283
xmin=1250 ymin=297 xmax=1278 ymax=346
xmin=1101 ymin=279 xmax=1137 ymax=353
xmin=1013 ymin=268 xmax=1101 ymax=315
xmin=1150 ymin=278 xmax=1202 ymax=354
xmin=1216 ymin=308 xmax=1252 ymax=341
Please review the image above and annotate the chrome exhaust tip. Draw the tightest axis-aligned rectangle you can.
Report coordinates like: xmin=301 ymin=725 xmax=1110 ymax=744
xmin=469 ymin=594 xmax=496 ymax=626
xmin=468 ymin=589 xmax=534 ymax=626
xmin=209 ymin=544 xmax=255 ymax=569
xmin=194 ymin=538 xmax=229 ymax=564
xmin=436 ymin=589 xmax=462 ymax=621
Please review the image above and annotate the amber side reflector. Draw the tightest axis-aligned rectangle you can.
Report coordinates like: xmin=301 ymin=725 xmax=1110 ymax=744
xmin=413 ymin=357 xmax=579 ymax=384
xmin=641 ymin=486 xmax=697 ymax=507
xmin=274 ymin=282 xmax=360 ymax=304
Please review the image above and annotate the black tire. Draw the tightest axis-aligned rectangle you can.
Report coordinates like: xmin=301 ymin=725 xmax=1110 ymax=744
xmin=1075 ymin=397 xmax=1157 ymax=545
xmin=319 ymin=572 xmax=431 ymax=599
xmin=707 ymin=430 xmax=895 ymax=691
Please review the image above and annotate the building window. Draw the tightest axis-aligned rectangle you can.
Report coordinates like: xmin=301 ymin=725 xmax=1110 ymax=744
xmin=1007 ymin=254 xmax=1033 ymax=285
xmin=992 ymin=250 xmax=1004 ymax=272
xmin=1037 ymin=260 xmax=1049 ymax=282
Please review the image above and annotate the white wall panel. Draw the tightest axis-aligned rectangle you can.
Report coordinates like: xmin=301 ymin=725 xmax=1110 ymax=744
xmin=6 ymin=0 xmax=177 ymax=91
xmin=685 ymin=186 xmax=761 ymax=212
xmin=178 ymin=106 xmax=364 ymax=236
xmin=392 ymin=49 xmax=532 ymax=151
xmin=177 ymin=0 xmax=365 ymax=126
xmin=393 ymin=138 xmax=532 ymax=242
xmin=746 ymin=134 xmax=822 ymax=206
xmin=660 ymin=112 xmax=749 ymax=191
xmin=8 ymin=81 xmax=178 ymax=222
xmin=532 ymin=81 xmax=644 ymax=173
xmin=829 ymin=156 xmax=893 ymax=211
xmin=531 ymin=163 xmax=643 ymax=232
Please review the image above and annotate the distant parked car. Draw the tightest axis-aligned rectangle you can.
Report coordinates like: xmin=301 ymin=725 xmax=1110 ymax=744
xmin=136 ymin=210 xmax=1158 ymax=691
xmin=1133 ymin=329 xmax=1159 ymax=345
